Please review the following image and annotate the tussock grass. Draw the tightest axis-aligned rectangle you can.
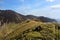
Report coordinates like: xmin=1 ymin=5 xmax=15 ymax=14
xmin=0 ymin=20 xmax=60 ymax=40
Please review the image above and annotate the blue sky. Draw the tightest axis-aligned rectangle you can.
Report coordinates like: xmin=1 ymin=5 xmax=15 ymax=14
xmin=0 ymin=0 xmax=60 ymax=19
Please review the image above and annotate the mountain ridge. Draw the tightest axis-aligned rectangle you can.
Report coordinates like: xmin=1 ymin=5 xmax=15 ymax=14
xmin=0 ymin=10 xmax=56 ymax=26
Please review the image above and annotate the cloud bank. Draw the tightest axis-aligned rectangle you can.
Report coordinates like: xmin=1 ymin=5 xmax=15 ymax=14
xmin=46 ymin=0 xmax=55 ymax=2
xmin=51 ymin=4 xmax=60 ymax=9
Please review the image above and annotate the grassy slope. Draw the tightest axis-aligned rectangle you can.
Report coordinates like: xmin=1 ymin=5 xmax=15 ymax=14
xmin=4 ymin=20 xmax=40 ymax=40
xmin=0 ymin=20 xmax=60 ymax=40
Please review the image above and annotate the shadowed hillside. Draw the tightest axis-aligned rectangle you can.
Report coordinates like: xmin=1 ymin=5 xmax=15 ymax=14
xmin=26 ymin=15 xmax=56 ymax=22
xmin=0 ymin=10 xmax=57 ymax=26
xmin=0 ymin=10 xmax=26 ymax=25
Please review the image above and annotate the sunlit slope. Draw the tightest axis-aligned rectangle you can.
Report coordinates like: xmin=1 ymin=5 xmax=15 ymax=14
xmin=3 ymin=20 xmax=57 ymax=40
xmin=4 ymin=20 xmax=40 ymax=40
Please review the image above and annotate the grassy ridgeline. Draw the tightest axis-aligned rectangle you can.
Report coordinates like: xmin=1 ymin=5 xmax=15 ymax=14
xmin=0 ymin=20 xmax=60 ymax=40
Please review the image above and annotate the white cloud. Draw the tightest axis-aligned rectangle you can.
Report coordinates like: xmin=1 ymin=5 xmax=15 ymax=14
xmin=46 ymin=0 xmax=55 ymax=2
xmin=50 ymin=4 xmax=60 ymax=9
xmin=15 ymin=5 xmax=60 ymax=19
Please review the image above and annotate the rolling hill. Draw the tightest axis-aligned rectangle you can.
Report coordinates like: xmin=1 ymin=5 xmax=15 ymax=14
xmin=0 ymin=20 xmax=59 ymax=40
xmin=0 ymin=10 xmax=59 ymax=40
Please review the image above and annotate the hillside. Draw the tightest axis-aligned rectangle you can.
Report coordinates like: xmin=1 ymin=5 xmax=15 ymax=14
xmin=26 ymin=15 xmax=56 ymax=22
xmin=0 ymin=10 xmax=26 ymax=26
xmin=0 ymin=10 xmax=59 ymax=40
xmin=0 ymin=20 xmax=59 ymax=40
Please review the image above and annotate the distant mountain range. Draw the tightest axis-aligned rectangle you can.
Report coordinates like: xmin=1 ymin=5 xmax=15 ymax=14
xmin=26 ymin=15 xmax=56 ymax=22
xmin=0 ymin=10 xmax=57 ymax=25
xmin=56 ymin=19 xmax=60 ymax=22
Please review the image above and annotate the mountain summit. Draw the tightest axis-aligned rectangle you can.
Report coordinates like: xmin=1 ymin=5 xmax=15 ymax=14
xmin=0 ymin=10 xmax=26 ymax=25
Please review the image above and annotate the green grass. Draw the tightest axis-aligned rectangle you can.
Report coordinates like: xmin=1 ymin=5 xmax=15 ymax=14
xmin=0 ymin=20 xmax=60 ymax=40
